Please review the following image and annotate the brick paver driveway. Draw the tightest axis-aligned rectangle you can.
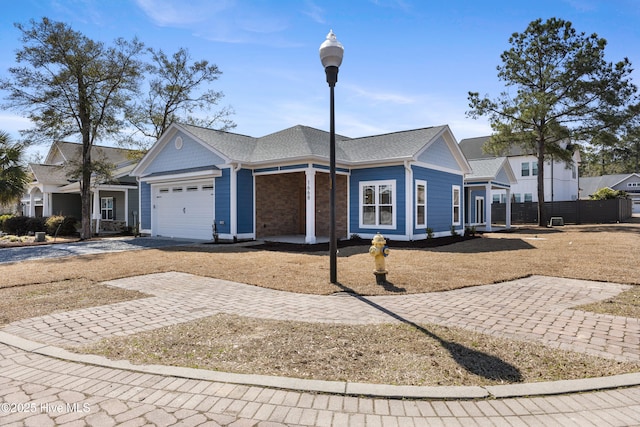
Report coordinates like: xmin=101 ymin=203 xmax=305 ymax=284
xmin=1 ymin=272 xmax=639 ymax=425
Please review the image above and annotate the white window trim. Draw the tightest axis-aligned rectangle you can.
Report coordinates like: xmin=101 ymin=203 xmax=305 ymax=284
xmin=101 ymin=196 xmax=114 ymax=221
xmin=415 ymin=180 xmax=427 ymax=228
xmin=452 ymin=185 xmax=461 ymax=226
xmin=359 ymin=180 xmax=396 ymax=229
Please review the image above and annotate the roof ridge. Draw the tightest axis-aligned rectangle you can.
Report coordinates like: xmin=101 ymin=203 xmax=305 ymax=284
xmin=179 ymin=122 xmax=255 ymax=139
xmin=347 ymin=126 xmax=442 ymax=142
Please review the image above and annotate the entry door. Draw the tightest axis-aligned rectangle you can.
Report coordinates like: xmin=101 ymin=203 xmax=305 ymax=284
xmin=475 ymin=197 xmax=485 ymax=224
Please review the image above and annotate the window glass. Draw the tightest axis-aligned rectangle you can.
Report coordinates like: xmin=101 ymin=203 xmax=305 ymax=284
xmin=379 ymin=206 xmax=393 ymax=225
xmin=416 ymin=182 xmax=426 ymax=227
xmin=363 ymin=186 xmax=375 ymax=205
xmin=532 ymin=161 xmax=538 ymax=176
xmin=521 ymin=162 xmax=530 ymax=177
xmin=379 ymin=185 xmax=392 ymax=205
xmin=362 ymin=206 xmax=376 ymax=225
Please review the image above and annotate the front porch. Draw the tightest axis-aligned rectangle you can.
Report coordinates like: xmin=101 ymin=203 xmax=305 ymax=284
xmin=254 ymin=168 xmax=348 ymax=244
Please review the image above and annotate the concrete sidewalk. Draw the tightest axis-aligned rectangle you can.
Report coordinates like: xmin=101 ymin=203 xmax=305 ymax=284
xmin=1 ymin=273 xmax=639 ymax=425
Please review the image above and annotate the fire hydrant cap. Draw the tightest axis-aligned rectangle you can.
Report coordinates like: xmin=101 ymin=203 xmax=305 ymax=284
xmin=372 ymin=233 xmax=386 ymax=245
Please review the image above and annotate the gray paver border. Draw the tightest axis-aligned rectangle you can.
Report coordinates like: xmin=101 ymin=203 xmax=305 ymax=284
xmin=1 ymin=330 xmax=638 ymax=400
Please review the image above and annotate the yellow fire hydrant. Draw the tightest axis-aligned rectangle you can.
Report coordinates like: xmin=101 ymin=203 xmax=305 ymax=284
xmin=369 ymin=232 xmax=390 ymax=285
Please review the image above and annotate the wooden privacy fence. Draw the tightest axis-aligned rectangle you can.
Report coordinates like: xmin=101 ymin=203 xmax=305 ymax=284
xmin=491 ymin=199 xmax=633 ymax=225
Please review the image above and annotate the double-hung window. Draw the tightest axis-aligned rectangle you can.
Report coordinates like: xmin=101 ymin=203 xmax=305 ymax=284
xmin=521 ymin=162 xmax=530 ymax=177
xmin=360 ymin=180 xmax=395 ymax=228
xmin=101 ymin=197 xmax=114 ymax=220
xmin=452 ymin=185 xmax=461 ymax=226
xmin=415 ymin=180 xmax=427 ymax=228
xmin=532 ymin=161 xmax=538 ymax=176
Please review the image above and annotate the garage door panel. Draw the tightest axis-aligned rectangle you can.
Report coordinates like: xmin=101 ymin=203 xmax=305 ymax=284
xmin=154 ymin=182 xmax=214 ymax=240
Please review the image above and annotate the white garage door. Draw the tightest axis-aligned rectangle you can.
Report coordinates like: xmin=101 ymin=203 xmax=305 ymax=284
xmin=154 ymin=181 xmax=214 ymax=240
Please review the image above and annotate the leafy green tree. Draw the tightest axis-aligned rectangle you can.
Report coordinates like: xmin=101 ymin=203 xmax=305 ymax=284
xmin=0 ymin=131 xmax=28 ymax=207
xmin=125 ymin=47 xmax=235 ymax=149
xmin=0 ymin=18 xmax=145 ymax=239
xmin=468 ymin=18 xmax=638 ymax=226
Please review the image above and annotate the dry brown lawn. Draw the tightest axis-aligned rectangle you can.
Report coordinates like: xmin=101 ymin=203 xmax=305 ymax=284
xmin=1 ymin=222 xmax=639 ymax=386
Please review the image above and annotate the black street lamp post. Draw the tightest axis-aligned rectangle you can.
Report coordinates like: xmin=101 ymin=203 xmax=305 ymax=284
xmin=319 ymin=30 xmax=344 ymax=284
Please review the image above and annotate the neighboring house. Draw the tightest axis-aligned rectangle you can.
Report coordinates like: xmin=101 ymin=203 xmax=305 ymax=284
xmin=580 ymin=173 xmax=640 ymax=214
xmin=21 ymin=141 xmax=139 ymax=233
xmin=464 ymin=157 xmax=517 ymax=231
xmin=132 ymin=122 xmax=476 ymax=242
xmin=459 ymin=136 xmax=580 ymax=203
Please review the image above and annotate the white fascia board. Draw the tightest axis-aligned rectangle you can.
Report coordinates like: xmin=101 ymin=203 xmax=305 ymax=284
xmin=413 ymin=160 xmax=466 ymax=176
xmin=140 ymin=169 xmax=222 ymax=184
xmin=95 ymin=184 xmax=138 ymax=191
xmin=346 ymin=157 xmax=413 ymax=169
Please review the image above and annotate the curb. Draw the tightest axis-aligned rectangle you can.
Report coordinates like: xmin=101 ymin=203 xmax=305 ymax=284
xmin=2 ymin=331 xmax=639 ymax=400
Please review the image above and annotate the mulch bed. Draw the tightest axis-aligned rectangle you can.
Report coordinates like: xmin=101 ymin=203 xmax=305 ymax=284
xmin=251 ymin=235 xmax=479 ymax=253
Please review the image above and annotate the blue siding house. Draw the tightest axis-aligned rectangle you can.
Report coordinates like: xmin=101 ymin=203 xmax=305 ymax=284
xmin=132 ymin=123 xmax=474 ymax=242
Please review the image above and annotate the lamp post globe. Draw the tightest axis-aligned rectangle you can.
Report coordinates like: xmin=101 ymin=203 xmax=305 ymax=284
xmin=319 ymin=30 xmax=343 ymax=285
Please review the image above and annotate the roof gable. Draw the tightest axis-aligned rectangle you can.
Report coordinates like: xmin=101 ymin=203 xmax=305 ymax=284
xmin=466 ymin=157 xmax=517 ymax=184
xmin=29 ymin=164 xmax=72 ymax=185
xmin=45 ymin=141 xmax=134 ymax=167
xmin=133 ymin=125 xmax=230 ymax=177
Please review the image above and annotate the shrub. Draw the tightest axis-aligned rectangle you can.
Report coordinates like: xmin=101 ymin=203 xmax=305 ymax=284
xmin=450 ymin=225 xmax=459 ymax=237
xmin=4 ymin=216 xmax=29 ymax=235
xmin=0 ymin=214 xmax=14 ymax=233
xmin=26 ymin=217 xmax=47 ymax=233
xmin=45 ymin=215 xmax=78 ymax=236
xmin=590 ymin=188 xmax=628 ymax=200
xmin=425 ymin=227 xmax=434 ymax=239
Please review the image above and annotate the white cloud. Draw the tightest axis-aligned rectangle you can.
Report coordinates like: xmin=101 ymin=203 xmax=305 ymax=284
xmin=302 ymin=1 xmax=326 ymax=24
xmin=134 ymin=0 xmax=234 ymax=26
xmin=344 ymin=83 xmax=416 ymax=105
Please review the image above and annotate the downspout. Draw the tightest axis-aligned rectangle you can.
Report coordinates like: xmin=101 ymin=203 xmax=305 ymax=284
xmin=404 ymin=160 xmax=413 ymax=240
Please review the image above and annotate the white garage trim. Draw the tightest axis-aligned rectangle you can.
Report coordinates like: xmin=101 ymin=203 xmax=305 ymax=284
xmin=151 ymin=179 xmax=215 ymax=240
xmin=142 ymin=168 xmax=221 ymax=184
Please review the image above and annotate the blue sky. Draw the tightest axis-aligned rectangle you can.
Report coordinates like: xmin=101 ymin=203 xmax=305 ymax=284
xmin=1 ymin=0 xmax=639 ymax=159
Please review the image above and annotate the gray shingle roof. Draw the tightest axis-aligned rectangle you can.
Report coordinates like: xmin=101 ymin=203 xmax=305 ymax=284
xmin=340 ymin=126 xmax=447 ymax=163
xmin=459 ymin=136 xmax=530 ymax=159
xmin=179 ymin=123 xmax=449 ymax=165
xmin=180 ymin=124 xmax=257 ymax=162
xmin=49 ymin=141 xmax=135 ymax=167
xmin=29 ymin=164 xmax=73 ymax=185
xmin=466 ymin=157 xmax=509 ymax=180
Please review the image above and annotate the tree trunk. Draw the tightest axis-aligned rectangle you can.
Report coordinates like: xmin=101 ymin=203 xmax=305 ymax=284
xmin=80 ymin=132 xmax=92 ymax=240
xmin=78 ymin=73 xmax=92 ymax=240
xmin=537 ymin=139 xmax=547 ymax=227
